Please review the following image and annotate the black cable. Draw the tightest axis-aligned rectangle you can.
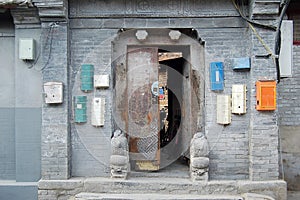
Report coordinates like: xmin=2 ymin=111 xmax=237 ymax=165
xmin=233 ymin=0 xmax=292 ymax=83
xmin=39 ymin=23 xmax=55 ymax=71
xmin=233 ymin=0 xmax=277 ymax=31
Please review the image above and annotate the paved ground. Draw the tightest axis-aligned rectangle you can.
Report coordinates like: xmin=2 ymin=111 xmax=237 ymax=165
xmin=287 ymin=191 xmax=300 ymax=200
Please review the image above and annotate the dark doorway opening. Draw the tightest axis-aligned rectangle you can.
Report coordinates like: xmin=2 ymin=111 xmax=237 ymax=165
xmin=158 ymin=51 xmax=184 ymax=149
xmin=157 ymin=49 xmax=191 ymax=174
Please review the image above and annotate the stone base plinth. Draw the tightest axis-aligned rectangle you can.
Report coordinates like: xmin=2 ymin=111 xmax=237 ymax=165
xmin=38 ymin=178 xmax=286 ymax=200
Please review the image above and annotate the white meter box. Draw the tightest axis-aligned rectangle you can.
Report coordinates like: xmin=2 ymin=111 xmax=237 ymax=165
xmin=43 ymin=82 xmax=63 ymax=104
xmin=94 ymin=75 xmax=109 ymax=88
xmin=232 ymin=84 xmax=247 ymax=114
xmin=279 ymin=20 xmax=293 ymax=77
xmin=91 ymin=97 xmax=105 ymax=126
xmin=19 ymin=38 xmax=35 ymax=60
xmin=217 ymin=95 xmax=231 ymax=125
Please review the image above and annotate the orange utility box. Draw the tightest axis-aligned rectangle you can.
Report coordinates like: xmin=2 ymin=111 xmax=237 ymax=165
xmin=256 ymin=80 xmax=276 ymax=111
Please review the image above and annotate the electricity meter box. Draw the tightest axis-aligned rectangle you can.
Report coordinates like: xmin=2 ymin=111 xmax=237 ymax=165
xmin=91 ymin=97 xmax=105 ymax=127
xmin=19 ymin=38 xmax=36 ymax=60
xmin=43 ymin=82 xmax=63 ymax=104
xmin=74 ymin=96 xmax=87 ymax=123
xmin=256 ymin=80 xmax=276 ymax=111
xmin=210 ymin=62 xmax=224 ymax=91
xmin=232 ymin=84 xmax=247 ymax=114
xmin=94 ymin=75 xmax=109 ymax=88
xmin=217 ymin=95 xmax=231 ymax=125
xmin=81 ymin=64 xmax=94 ymax=92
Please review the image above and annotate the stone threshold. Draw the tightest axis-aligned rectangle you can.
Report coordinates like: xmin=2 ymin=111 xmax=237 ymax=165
xmin=75 ymin=192 xmax=243 ymax=200
xmin=38 ymin=177 xmax=287 ymax=200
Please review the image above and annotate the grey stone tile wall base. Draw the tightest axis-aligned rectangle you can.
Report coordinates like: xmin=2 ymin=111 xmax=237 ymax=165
xmin=0 ymin=182 xmax=38 ymax=200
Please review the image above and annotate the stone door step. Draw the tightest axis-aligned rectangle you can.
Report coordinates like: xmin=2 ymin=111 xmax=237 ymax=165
xmin=75 ymin=192 xmax=244 ymax=200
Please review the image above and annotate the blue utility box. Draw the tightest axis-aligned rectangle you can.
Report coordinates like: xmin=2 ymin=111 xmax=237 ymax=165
xmin=210 ymin=62 xmax=224 ymax=91
xmin=232 ymin=57 xmax=251 ymax=70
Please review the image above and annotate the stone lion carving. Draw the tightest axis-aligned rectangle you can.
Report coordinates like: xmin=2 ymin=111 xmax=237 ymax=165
xmin=110 ymin=129 xmax=129 ymax=179
xmin=190 ymin=132 xmax=209 ymax=181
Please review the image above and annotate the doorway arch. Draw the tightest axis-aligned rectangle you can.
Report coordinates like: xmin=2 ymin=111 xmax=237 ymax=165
xmin=112 ymin=28 xmax=205 ymax=171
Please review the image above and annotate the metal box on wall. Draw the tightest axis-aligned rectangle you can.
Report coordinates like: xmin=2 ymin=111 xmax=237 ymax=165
xmin=210 ymin=62 xmax=224 ymax=91
xmin=279 ymin=20 xmax=293 ymax=77
xmin=94 ymin=75 xmax=109 ymax=88
xmin=256 ymin=80 xmax=276 ymax=111
xmin=232 ymin=84 xmax=247 ymax=114
xmin=74 ymin=96 xmax=87 ymax=123
xmin=91 ymin=97 xmax=105 ymax=126
xmin=217 ymin=95 xmax=231 ymax=124
xmin=43 ymin=82 xmax=63 ymax=104
xmin=81 ymin=64 xmax=94 ymax=92
xmin=232 ymin=57 xmax=251 ymax=70
xmin=19 ymin=38 xmax=35 ymax=60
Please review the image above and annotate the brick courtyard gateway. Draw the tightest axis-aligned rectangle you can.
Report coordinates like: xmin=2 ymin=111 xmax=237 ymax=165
xmin=0 ymin=0 xmax=294 ymax=199
xmin=44 ymin=0 xmax=287 ymax=196
xmin=112 ymin=28 xmax=203 ymax=172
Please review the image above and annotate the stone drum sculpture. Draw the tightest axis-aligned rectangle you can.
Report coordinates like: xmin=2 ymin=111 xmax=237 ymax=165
xmin=190 ymin=132 xmax=209 ymax=181
xmin=110 ymin=129 xmax=130 ymax=179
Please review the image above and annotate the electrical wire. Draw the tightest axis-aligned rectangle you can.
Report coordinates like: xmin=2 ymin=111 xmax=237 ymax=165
xmin=232 ymin=0 xmax=276 ymax=60
xmin=232 ymin=0 xmax=290 ymax=179
xmin=232 ymin=0 xmax=280 ymax=76
xmin=231 ymin=0 xmax=277 ymax=31
xmin=275 ymin=0 xmax=291 ymax=83
xmin=24 ymin=29 xmax=43 ymax=70
xmin=275 ymin=0 xmax=291 ymax=180
xmin=24 ymin=23 xmax=56 ymax=71
xmin=232 ymin=0 xmax=292 ymax=83
xmin=39 ymin=23 xmax=55 ymax=71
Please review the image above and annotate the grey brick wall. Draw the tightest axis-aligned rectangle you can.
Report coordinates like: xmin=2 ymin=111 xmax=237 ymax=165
xmin=199 ymin=27 xmax=251 ymax=180
xmin=41 ymin=22 xmax=70 ymax=180
xmin=278 ymin=46 xmax=300 ymax=126
xmin=70 ymin=29 xmax=117 ymax=177
xmin=249 ymin=28 xmax=279 ymax=181
xmin=250 ymin=37 xmax=279 ymax=182
xmin=11 ymin=0 xmax=278 ymax=183
xmin=68 ymin=25 xmax=255 ymax=179
xmin=278 ymin=45 xmax=300 ymax=190
xmin=66 ymin=0 xmax=281 ymax=181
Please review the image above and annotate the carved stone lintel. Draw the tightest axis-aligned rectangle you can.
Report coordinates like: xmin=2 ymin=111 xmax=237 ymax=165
xmin=7 ymin=0 xmax=68 ymax=27
xmin=10 ymin=7 xmax=40 ymax=27
xmin=0 ymin=0 xmax=33 ymax=7
xmin=110 ymin=130 xmax=130 ymax=179
xmin=190 ymin=132 xmax=209 ymax=182
xmin=34 ymin=0 xmax=68 ymax=22
xmin=250 ymin=0 xmax=280 ymax=20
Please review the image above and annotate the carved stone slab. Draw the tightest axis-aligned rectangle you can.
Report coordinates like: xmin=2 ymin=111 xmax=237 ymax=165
xmin=69 ymin=0 xmax=238 ymax=18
